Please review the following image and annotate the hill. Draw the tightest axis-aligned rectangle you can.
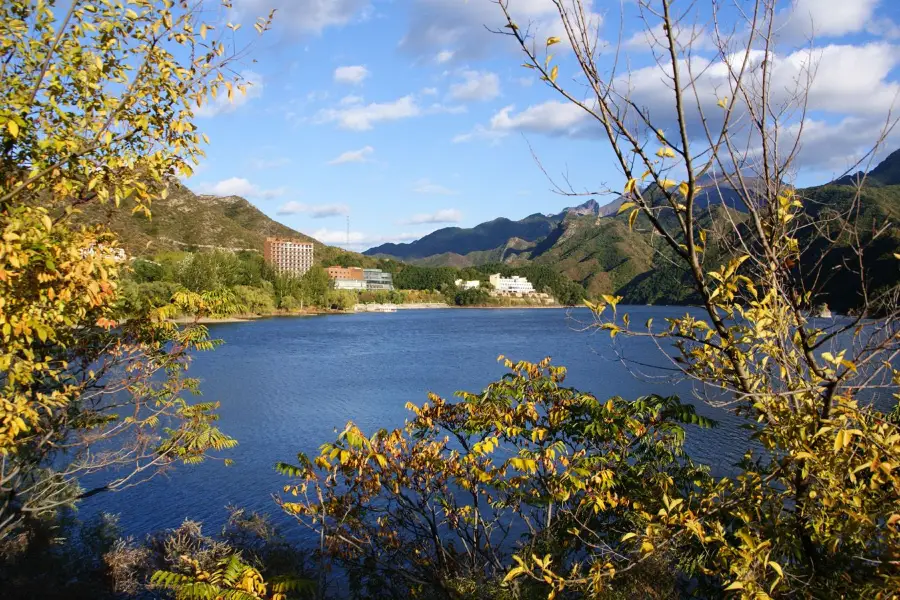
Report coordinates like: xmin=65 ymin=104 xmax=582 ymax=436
xmin=364 ymin=199 xmax=610 ymax=260
xmin=831 ymin=148 xmax=900 ymax=187
xmin=364 ymin=151 xmax=900 ymax=307
xmin=74 ymin=180 xmax=376 ymax=266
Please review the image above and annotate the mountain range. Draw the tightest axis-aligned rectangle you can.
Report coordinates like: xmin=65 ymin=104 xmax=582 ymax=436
xmin=77 ymin=150 xmax=899 ymax=308
xmin=365 ymin=152 xmax=900 ymax=303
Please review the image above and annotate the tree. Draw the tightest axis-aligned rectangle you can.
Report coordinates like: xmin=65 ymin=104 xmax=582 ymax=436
xmin=277 ymin=358 xmax=712 ymax=599
xmin=488 ymin=0 xmax=900 ymax=597
xmin=151 ymin=553 xmax=305 ymax=600
xmin=0 ymin=0 xmax=272 ymax=543
xmin=300 ymin=266 xmax=331 ymax=308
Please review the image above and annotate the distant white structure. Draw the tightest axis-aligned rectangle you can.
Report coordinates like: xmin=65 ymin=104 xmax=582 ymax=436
xmin=333 ymin=279 xmax=367 ymax=291
xmin=455 ymin=279 xmax=481 ymax=290
xmin=489 ymin=273 xmax=535 ymax=294
xmin=81 ymin=243 xmax=126 ymax=263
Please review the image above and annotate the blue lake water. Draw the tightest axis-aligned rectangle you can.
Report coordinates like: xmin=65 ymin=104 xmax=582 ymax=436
xmin=83 ymin=307 xmax=751 ymax=538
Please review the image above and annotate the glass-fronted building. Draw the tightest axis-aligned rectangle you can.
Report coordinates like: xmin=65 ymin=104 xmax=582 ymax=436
xmin=363 ymin=269 xmax=394 ymax=291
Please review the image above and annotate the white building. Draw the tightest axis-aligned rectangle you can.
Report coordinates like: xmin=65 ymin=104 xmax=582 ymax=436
xmin=333 ymin=279 xmax=367 ymax=291
xmin=489 ymin=273 xmax=535 ymax=294
xmin=81 ymin=243 xmax=127 ymax=263
xmin=454 ymin=279 xmax=481 ymax=290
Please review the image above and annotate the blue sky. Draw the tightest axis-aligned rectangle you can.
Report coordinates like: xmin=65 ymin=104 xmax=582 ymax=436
xmin=187 ymin=0 xmax=900 ymax=251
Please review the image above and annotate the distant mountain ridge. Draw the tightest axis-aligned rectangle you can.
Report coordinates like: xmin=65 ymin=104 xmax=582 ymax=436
xmin=364 ymin=199 xmax=608 ymax=260
xmin=831 ymin=148 xmax=900 ymax=187
xmin=365 ymin=150 xmax=900 ymax=304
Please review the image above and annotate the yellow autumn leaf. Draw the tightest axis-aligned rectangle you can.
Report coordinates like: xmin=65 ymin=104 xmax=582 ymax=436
xmin=659 ymin=179 xmax=677 ymax=189
xmin=549 ymin=65 xmax=559 ymax=83
xmin=656 ymin=146 xmax=676 ymax=158
xmin=617 ymin=201 xmax=636 ymax=214
xmin=546 ymin=36 xmax=561 ymax=46
xmin=628 ymin=208 xmax=639 ymax=229
xmin=717 ymin=96 xmax=728 ymax=108
xmin=7 ymin=120 xmax=19 ymax=138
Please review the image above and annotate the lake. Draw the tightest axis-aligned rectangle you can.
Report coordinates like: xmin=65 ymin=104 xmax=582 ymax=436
xmin=83 ymin=307 xmax=751 ymax=538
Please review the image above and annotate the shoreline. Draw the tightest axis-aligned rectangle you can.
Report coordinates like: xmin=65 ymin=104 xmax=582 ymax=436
xmin=171 ymin=304 xmax=584 ymax=324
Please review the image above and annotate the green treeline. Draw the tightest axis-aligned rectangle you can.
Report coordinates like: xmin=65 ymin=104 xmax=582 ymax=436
xmin=392 ymin=263 xmax=585 ymax=305
xmin=121 ymin=250 xmax=351 ymax=313
xmin=120 ymin=250 xmax=586 ymax=316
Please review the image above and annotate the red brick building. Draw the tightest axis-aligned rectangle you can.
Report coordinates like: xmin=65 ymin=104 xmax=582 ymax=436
xmin=326 ymin=266 xmax=364 ymax=280
xmin=264 ymin=237 xmax=314 ymax=275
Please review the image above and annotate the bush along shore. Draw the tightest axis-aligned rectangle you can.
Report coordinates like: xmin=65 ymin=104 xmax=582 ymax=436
xmin=122 ymin=250 xmax=578 ymax=320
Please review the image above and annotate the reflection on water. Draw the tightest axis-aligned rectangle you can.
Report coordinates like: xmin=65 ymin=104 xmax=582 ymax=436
xmin=82 ymin=307 xmax=755 ymax=539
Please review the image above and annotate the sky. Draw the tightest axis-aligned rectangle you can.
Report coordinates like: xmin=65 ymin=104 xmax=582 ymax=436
xmin=187 ymin=0 xmax=900 ymax=251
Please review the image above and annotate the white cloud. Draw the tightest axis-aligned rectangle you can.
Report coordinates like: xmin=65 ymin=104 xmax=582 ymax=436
xmin=624 ymin=22 xmax=713 ymax=52
xmin=328 ymin=146 xmax=374 ymax=165
xmin=196 ymin=177 xmax=285 ymax=199
xmin=196 ymin=70 xmax=263 ymax=118
xmin=421 ymin=87 xmax=439 ymax=96
xmin=427 ymin=103 xmax=467 ymax=115
xmin=232 ymin=0 xmax=370 ymax=34
xmin=452 ymin=125 xmax=506 ymax=144
xmin=401 ymin=0 xmax=602 ymax=59
xmin=401 ymin=208 xmax=462 ymax=224
xmin=339 ymin=94 xmax=364 ymax=105
xmin=436 ymin=50 xmax=455 ymax=63
xmin=456 ymin=41 xmax=899 ymax=154
xmin=334 ymin=65 xmax=370 ymax=85
xmin=277 ymin=202 xmax=350 ymax=218
xmin=776 ymin=0 xmax=879 ymax=39
xmin=778 ymin=116 xmax=900 ymax=174
xmin=449 ymin=70 xmax=501 ymax=102
xmin=249 ymin=157 xmax=291 ymax=170
xmin=315 ymin=95 xmax=420 ymax=130
xmin=489 ymin=101 xmax=590 ymax=136
xmin=867 ymin=17 xmax=900 ymax=40
xmin=411 ymin=178 xmax=458 ymax=195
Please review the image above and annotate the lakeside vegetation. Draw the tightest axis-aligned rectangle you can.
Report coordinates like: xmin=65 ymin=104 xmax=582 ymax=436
xmin=119 ymin=250 xmax=583 ymax=317
xmin=2 ymin=1 xmax=899 ymax=600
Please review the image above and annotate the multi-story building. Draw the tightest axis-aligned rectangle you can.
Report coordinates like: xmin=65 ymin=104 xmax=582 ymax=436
xmin=455 ymin=279 xmax=481 ymax=290
xmin=264 ymin=237 xmax=314 ymax=275
xmin=489 ymin=273 xmax=536 ymax=294
xmin=327 ymin=266 xmax=364 ymax=280
xmin=363 ymin=269 xmax=394 ymax=291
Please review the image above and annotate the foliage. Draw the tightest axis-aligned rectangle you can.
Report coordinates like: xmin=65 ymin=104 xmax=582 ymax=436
xmin=451 ymin=286 xmax=491 ymax=306
xmin=393 ymin=265 xmax=459 ymax=291
xmin=1 ymin=0 xmax=271 ymax=543
xmin=277 ymin=358 xmax=712 ymax=599
xmin=300 ymin=266 xmax=331 ymax=308
xmin=233 ymin=285 xmax=276 ymax=316
xmin=476 ymin=263 xmax=585 ymax=305
xmin=491 ymin=0 xmax=900 ymax=597
xmin=151 ymin=552 xmax=308 ymax=600
xmin=325 ymin=290 xmax=356 ymax=311
xmin=1 ymin=509 xmax=312 ymax=599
